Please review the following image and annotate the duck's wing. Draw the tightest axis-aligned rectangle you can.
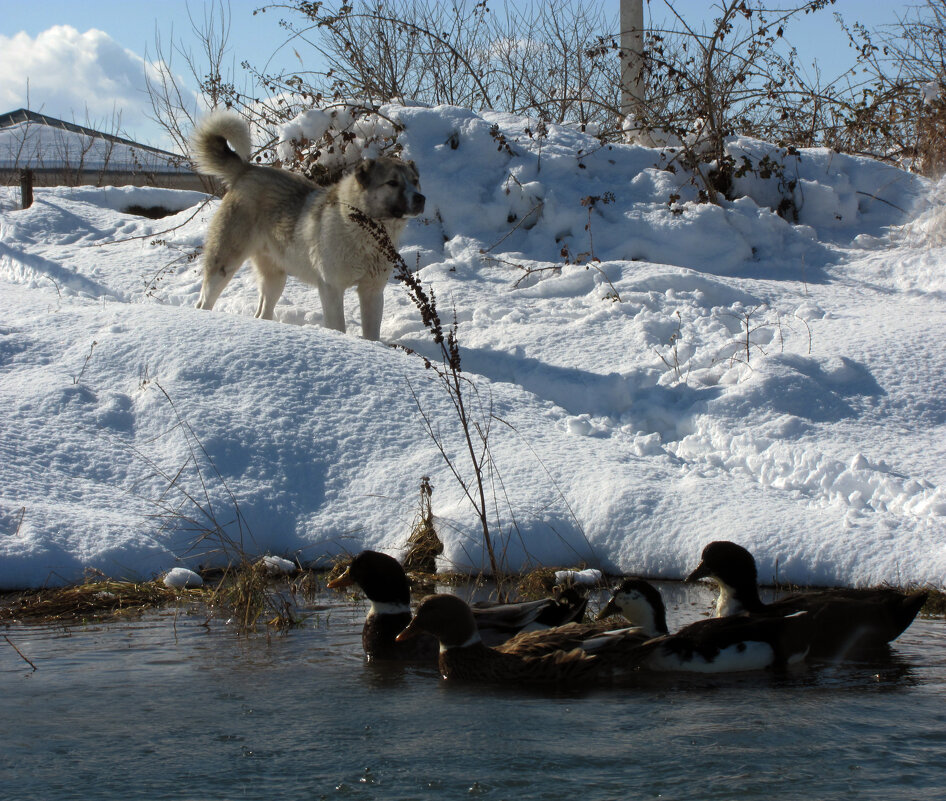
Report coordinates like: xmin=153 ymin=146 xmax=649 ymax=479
xmin=440 ymin=642 xmax=598 ymax=685
xmin=471 ymin=588 xmax=588 ymax=632
xmin=495 ymin=621 xmax=618 ymax=657
xmin=471 ymin=598 xmax=549 ymax=631
xmin=519 ymin=646 xmax=599 ymax=685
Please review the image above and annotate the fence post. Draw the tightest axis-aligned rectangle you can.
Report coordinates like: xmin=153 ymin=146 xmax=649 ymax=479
xmin=20 ymin=168 xmax=34 ymax=209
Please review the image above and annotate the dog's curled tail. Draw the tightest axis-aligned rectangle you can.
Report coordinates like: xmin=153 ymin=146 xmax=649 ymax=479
xmin=191 ymin=110 xmax=252 ymax=185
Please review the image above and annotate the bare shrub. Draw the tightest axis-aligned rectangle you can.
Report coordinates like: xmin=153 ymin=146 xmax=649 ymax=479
xmin=259 ymin=0 xmax=622 ymax=137
xmin=849 ymin=0 xmax=946 ymax=175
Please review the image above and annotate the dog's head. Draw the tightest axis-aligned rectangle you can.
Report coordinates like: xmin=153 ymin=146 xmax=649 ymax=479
xmin=353 ymin=157 xmax=425 ymax=220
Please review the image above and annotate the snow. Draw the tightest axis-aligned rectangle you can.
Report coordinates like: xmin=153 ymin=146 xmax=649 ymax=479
xmin=921 ymin=81 xmax=941 ymax=106
xmin=162 ymin=567 xmax=203 ymax=589
xmin=260 ymin=555 xmax=296 ymax=575
xmin=555 ymin=569 xmax=604 ymax=586
xmin=1 ymin=103 xmax=943 ymax=591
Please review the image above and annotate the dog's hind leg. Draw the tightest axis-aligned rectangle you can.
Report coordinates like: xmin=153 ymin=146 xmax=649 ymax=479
xmin=357 ymin=282 xmax=386 ymax=341
xmin=252 ymin=255 xmax=287 ymax=320
xmin=196 ymin=246 xmax=242 ymax=310
xmin=196 ymin=213 xmax=251 ymax=311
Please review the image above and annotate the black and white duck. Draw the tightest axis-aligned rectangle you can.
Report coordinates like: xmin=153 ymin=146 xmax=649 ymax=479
xmin=595 ymin=578 xmax=816 ymax=673
xmin=395 ymin=593 xmax=599 ymax=685
xmin=326 ymin=550 xmax=587 ymax=661
xmin=685 ymin=540 xmax=928 ymax=659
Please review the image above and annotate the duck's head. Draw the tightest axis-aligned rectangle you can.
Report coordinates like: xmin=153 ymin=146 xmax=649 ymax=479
xmin=326 ymin=550 xmax=411 ymax=608
xmin=396 ymin=594 xmax=481 ymax=650
xmin=685 ymin=541 xmax=763 ymax=615
xmin=596 ymin=579 xmax=669 ymax=637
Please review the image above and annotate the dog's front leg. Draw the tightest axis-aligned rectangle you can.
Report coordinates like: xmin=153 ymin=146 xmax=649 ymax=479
xmin=317 ymin=284 xmax=346 ymax=333
xmin=357 ymin=283 xmax=385 ymax=341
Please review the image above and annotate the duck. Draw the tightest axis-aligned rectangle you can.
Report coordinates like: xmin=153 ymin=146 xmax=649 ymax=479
xmin=395 ymin=593 xmax=599 ymax=685
xmin=326 ymin=550 xmax=588 ymax=661
xmin=685 ymin=540 xmax=928 ymax=659
xmin=595 ymin=578 xmax=816 ymax=673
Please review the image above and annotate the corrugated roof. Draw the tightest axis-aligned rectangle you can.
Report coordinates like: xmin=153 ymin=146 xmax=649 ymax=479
xmin=0 ymin=108 xmax=197 ymax=178
xmin=0 ymin=108 xmax=183 ymax=160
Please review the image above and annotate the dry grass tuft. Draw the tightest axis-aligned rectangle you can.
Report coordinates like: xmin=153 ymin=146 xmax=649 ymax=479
xmin=516 ymin=567 xmax=560 ymax=599
xmin=289 ymin=569 xmax=325 ymax=604
xmin=205 ymin=561 xmax=313 ymax=630
xmin=0 ymin=564 xmax=330 ymax=630
xmin=402 ymin=476 xmax=443 ymax=574
xmin=0 ymin=571 xmax=204 ymax=624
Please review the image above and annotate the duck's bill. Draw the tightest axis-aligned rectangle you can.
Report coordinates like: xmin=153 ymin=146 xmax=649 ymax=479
xmin=395 ymin=620 xmax=420 ymax=642
xmin=596 ymin=598 xmax=621 ymax=620
xmin=685 ymin=562 xmax=710 ymax=582
xmin=326 ymin=569 xmax=353 ymax=589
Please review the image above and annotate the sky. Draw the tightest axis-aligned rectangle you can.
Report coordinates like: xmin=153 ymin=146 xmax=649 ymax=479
xmin=1 ymin=99 xmax=944 ymax=591
xmin=0 ymin=1 xmax=910 ymax=150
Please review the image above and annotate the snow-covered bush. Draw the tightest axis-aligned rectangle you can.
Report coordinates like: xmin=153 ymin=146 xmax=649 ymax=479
xmin=275 ymin=103 xmax=405 ymax=183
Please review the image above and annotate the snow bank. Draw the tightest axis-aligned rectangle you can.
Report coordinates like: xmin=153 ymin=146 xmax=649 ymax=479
xmin=0 ymin=104 xmax=943 ymax=590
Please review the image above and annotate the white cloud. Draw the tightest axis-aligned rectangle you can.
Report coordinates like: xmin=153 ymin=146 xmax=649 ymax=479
xmin=0 ymin=25 xmax=185 ymax=148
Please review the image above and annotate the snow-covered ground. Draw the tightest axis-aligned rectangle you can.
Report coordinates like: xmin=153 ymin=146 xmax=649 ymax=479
xmin=1 ymin=104 xmax=943 ymax=591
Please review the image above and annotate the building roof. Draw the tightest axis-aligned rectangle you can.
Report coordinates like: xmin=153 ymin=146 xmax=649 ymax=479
xmin=0 ymin=108 xmax=191 ymax=173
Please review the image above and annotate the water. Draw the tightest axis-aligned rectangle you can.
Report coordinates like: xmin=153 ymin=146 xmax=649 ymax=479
xmin=2 ymin=582 xmax=945 ymax=801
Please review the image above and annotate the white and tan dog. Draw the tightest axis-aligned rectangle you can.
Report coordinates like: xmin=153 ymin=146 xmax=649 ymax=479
xmin=191 ymin=110 xmax=424 ymax=340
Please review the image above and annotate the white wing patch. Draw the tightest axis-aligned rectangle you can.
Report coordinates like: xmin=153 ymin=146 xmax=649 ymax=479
xmin=649 ymin=641 xmax=775 ymax=673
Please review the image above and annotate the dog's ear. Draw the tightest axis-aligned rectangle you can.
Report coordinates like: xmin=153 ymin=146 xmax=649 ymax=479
xmin=354 ymin=159 xmax=375 ymax=187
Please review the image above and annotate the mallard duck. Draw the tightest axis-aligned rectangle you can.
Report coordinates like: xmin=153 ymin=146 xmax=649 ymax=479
xmin=596 ymin=578 xmax=816 ymax=673
xmin=327 ymin=550 xmax=587 ymax=661
xmin=395 ymin=594 xmax=598 ymax=684
xmin=685 ymin=540 xmax=928 ymax=659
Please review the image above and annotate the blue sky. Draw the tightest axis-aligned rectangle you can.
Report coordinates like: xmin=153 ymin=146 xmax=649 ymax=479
xmin=1 ymin=1 xmax=907 ymax=148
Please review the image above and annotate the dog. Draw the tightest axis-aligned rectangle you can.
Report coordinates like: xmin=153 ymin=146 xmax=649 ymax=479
xmin=190 ymin=110 xmax=425 ymax=340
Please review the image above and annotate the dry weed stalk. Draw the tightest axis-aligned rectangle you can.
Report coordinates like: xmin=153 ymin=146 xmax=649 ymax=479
xmin=348 ymin=206 xmax=505 ymax=585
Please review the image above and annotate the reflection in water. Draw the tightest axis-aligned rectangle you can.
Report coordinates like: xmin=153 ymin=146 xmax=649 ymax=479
xmin=1 ymin=581 xmax=944 ymax=801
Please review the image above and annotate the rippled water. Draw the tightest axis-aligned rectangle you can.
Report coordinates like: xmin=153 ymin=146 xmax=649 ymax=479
xmin=2 ymin=582 xmax=945 ymax=801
